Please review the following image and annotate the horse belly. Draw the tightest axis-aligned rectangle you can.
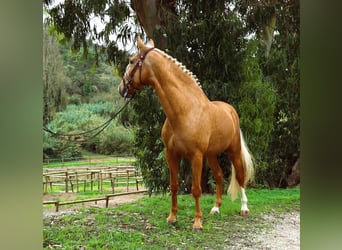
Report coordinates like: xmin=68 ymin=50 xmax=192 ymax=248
xmin=205 ymin=103 xmax=237 ymax=155
xmin=206 ymin=130 xmax=232 ymax=155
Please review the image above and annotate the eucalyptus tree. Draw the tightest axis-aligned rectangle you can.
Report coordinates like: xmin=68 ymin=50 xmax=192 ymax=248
xmin=43 ymin=26 xmax=67 ymax=126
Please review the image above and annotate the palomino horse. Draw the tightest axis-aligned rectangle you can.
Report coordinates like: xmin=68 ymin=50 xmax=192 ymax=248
xmin=119 ymin=37 xmax=254 ymax=230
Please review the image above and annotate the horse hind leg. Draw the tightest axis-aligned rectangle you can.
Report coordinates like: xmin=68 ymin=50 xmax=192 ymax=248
xmin=228 ymin=153 xmax=250 ymax=216
xmin=240 ymin=187 xmax=249 ymax=216
xmin=207 ymin=156 xmax=223 ymax=214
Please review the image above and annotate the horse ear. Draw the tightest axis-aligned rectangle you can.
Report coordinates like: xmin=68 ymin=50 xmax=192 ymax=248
xmin=137 ymin=36 xmax=145 ymax=51
xmin=137 ymin=36 xmax=154 ymax=51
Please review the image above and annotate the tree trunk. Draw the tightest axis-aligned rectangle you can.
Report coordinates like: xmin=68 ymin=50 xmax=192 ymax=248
xmin=130 ymin=0 xmax=177 ymax=49
xmin=286 ymin=158 xmax=300 ymax=187
xmin=261 ymin=14 xmax=276 ymax=58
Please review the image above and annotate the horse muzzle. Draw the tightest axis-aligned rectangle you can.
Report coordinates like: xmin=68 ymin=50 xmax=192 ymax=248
xmin=118 ymin=80 xmax=136 ymax=98
xmin=118 ymin=80 xmax=126 ymax=97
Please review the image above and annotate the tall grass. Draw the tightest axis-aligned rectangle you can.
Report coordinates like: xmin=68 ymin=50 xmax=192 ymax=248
xmin=43 ymin=187 xmax=299 ymax=249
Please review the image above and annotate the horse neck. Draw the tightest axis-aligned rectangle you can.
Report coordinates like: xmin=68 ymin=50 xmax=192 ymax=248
xmin=147 ymin=51 xmax=209 ymax=123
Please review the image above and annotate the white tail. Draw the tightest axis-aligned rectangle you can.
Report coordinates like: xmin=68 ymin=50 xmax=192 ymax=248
xmin=228 ymin=130 xmax=254 ymax=201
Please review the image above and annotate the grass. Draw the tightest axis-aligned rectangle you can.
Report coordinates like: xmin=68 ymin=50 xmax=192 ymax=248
xmin=43 ymin=187 xmax=300 ymax=249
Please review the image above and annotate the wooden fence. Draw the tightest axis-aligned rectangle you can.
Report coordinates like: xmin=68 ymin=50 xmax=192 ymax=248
xmin=43 ymin=190 xmax=147 ymax=212
xmin=43 ymin=165 xmax=143 ymax=194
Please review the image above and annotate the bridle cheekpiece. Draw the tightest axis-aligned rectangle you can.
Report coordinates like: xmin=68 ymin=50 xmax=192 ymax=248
xmin=122 ymin=47 xmax=155 ymax=98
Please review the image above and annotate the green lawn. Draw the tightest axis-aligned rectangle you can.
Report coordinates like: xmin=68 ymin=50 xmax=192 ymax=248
xmin=43 ymin=187 xmax=300 ymax=249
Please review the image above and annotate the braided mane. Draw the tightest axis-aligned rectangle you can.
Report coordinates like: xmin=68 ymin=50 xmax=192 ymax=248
xmin=154 ymin=48 xmax=202 ymax=89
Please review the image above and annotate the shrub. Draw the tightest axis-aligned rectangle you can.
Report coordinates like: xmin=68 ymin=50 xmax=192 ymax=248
xmin=43 ymin=133 xmax=82 ymax=162
xmin=96 ymin=124 xmax=134 ymax=155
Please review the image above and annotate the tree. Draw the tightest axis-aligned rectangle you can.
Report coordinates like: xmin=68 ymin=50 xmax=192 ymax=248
xmin=236 ymin=0 xmax=300 ymax=187
xmin=260 ymin=26 xmax=300 ymax=187
xmin=130 ymin=0 xmax=177 ymax=49
xmin=44 ymin=0 xmax=131 ymax=73
xmin=43 ymin=26 xmax=67 ymax=126
xmin=59 ymin=42 xmax=107 ymax=103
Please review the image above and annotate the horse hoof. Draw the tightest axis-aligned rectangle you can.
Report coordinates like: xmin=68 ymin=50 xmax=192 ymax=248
xmin=193 ymin=219 xmax=203 ymax=230
xmin=167 ymin=219 xmax=176 ymax=225
xmin=193 ymin=225 xmax=203 ymax=231
xmin=240 ymin=210 xmax=250 ymax=216
xmin=210 ymin=206 xmax=220 ymax=214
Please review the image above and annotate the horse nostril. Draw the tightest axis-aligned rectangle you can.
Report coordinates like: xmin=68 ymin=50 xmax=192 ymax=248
xmin=118 ymin=81 xmax=130 ymax=98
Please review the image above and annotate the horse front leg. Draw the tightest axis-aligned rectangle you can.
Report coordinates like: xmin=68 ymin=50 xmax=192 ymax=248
xmin=166 ymin=150 xmax=179 ymax=224
xmin=191 ymin=153 xmax=203 ymax=230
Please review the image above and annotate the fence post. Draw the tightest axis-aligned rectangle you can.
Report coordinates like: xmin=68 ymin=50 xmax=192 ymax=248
xmin=76 ymin=172 xmax=79 ymax=193
xmin=55 ymin=201 xmax=59 ymax=212
xmin=126 ymin=170 xmax=129 ymax=192
xmin=65 ymin=172 xmax=68 ymax=193
xmin=135 ymin=171 xmax=139 ymax=191
xmin=105 ymin=195 xmax=109 ymax=208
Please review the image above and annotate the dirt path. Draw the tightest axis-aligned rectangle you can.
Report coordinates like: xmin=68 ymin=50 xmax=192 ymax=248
xmin=258 ymin=211 xmax=300 ymax=250
xmin=227 ymin=210 xmax=300 ymax=250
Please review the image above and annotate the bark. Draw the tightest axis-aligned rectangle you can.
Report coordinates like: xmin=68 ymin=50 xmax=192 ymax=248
xmin=286 ymin=158 xmax=300 ymax=187
xmin=261 ymin=14 xmax=276 ymax=58
xmin=130 ymin=0 xmax=177 ymax=49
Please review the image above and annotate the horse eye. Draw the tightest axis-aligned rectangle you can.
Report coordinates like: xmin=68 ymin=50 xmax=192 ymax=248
xmin=130 ymin=59 xmax=134 ymax=64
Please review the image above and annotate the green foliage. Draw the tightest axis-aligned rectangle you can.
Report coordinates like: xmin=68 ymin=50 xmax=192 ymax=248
xmin=58 ymin=42 xmax=120 ymax=104
xmin=43 ymin=103 xmax=134 ymax=160
xmin=130 ymin=89 xmax=169 ymax=195
xmin=43 ymin=27 xmax=67 ymax=126
xmin=43 ymin=134 xmax=82 ymax=162
xmin=43 ymin=25 xmax=132 ymax=160
xmin=44 ymin=0 xmax=131 ymax=70
xmin=97 ymin=124 xmax=134 ymax=155
xmin=258 ymin=33 xmax=300 ymax=187
xmin=238 ymin=40 xmax=277 ymax=183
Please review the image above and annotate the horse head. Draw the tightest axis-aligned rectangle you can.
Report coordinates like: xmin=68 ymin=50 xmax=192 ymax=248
xmin=118 ymin=36 xmax=155 ymax=98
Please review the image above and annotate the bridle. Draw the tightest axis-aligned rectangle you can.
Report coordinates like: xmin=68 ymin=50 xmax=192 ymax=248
xmin=122 ymin=47 xmax=155 ymax=98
